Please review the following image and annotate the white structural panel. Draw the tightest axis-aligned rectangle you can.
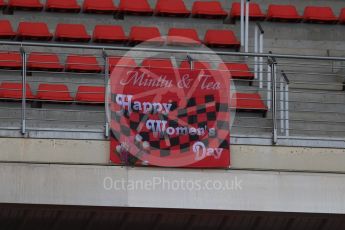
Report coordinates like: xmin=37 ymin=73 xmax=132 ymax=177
xmin=0 ymin=163 xmax=344 ymax=214
xmin=1 ymin=138 xmax=345 ymax=173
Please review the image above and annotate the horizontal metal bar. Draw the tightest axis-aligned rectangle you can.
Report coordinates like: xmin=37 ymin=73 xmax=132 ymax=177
xmin=277 ymin=109 xmax=345 ymax=115
xmin=0 ymin=127 xmax=21 ymax=131
xmin=233 ymin=116 xmax=270 ymax=120
xmin=25 ymin=118 xmax=105 ymax=123
xmin=0 ymin=107 xmax=105 ymax=114
xmin=26 ymin=79 xmax=105 ymax=85
xmin=283 ymin=127 xmax=345 ymax=134
xmin=2 ymin=40 xmax=345 ymax=61
xmin=277 ymin=118 xmax=345 ymax=125
xmin=277 ymin=135 xmax=345 ymax=143
xmin=279 ymin=100 xmax=345 ymax=105
xmin=25 ymin=108 xmax=105 ymax=113
xmin=280 ymin=71 xmax=340 ymax=77
xmin=283 ymin=90 xmax=345 ymax=96
xmin=231 ymin=125 xmax=272 ymax=130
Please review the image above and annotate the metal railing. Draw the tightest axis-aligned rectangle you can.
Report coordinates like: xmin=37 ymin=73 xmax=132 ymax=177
xmin=0 ymin=41 xmax=345 ymax=148
xmin=254 ymin=22 xmax=264 ymax=89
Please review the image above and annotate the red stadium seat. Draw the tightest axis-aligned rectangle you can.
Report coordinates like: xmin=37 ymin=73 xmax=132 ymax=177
xmin=230 ymin=2 xmax=265 ymax=20
xmin=55 ymin=24 xmax=91 ymax=42
xmin=17 ymin=22 xmax=53 ymax=41
xmin=303 ymin=6 xmax=338 ymax=24
xmin=93 ymin=25 xmax=127 ymax=43
xmin=83 ymin=0 xmax=117 ymax=14
xmin=231 ymin=93 xmax=267 ymax=115
xmin=340 ymin=8 xmax=345 ymax=24
xmin=108 ymin=56 xmax=137 ymax=72
xmin=0 ymin=0 xmax=6 ymax=9
xmin=8 ymin=0 xmax=43 ymax=11
xmin=0 ymin=52 xmax=21 ymax=69
xmin=46 ymin=0 xmax=81 ymax=13
xmin=36 ymin=84 xmax=73 ymax=102
xmin=267 ymin=4 xmax=302 ymax=22
xmin=118 ymin=0 xmax=153 ymax=15
xmin=0 ymin=20 xmax=16 ymax=39
xmin=65 ymin=55 xmax=102 ymax=73
xmin=0 ymin=82 xmax=35 ymax=100
xmin=28 ymin=52 xmax=64 ymax=71
xmin=204 ymin=29 xmax=240 ymax=49
xmin=155 ymin=0 xmax=190 ymax=17
xmin=167 ymin=28 xmax=201 ymax=46
xmin=75 ymin=86 xmax=105 ymax=103
xmin=180 ymin=60 xmax=211 ymax=70
xmin=141 ymin=58 xmax=174 ymax=70
xmin=219 ymin=63 xmax=254 ymax=85
xmin=129 ymin=26 xmax=164 ymax=44
xmin=191 ymin=1 xmax=227 ymax=19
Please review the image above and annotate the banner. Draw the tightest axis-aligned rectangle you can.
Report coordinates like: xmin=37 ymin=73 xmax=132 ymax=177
xmin=109 ymin=65 xmax=231 ymax=168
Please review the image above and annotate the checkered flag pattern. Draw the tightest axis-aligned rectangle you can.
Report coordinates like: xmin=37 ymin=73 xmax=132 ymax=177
xmin=110 ymin=94 xmax=230 ymax=165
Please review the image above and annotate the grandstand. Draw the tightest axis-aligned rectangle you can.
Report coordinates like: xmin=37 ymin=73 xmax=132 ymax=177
xmin=0 ymin=0 xmax=345 ymax=229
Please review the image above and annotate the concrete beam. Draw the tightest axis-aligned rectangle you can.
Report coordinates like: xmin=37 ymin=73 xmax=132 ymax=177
xmin=1 ymin=138 xmax=345 ymax=173
xmin=0 ymin=163 xmax=344 ymax=214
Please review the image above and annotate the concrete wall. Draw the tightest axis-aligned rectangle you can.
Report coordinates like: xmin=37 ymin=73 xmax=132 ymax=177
xmin=0 ymin=162 xmax=345 ymax=214
xmin=1 ymin=138 xmax=345 ymax=173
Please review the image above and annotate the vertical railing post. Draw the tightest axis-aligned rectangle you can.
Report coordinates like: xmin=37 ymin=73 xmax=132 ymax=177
xmin=285 ymin=83 xmax=290 ymax=137
xmin=255 ymin=23 xmax=265 ymax=89
xmin=259 ymin=31 xmax=264 ymax=88
xmin=279 ymin=76 xmax=284 ymax=134
xmin=103 ymin=50 xmax=110 ymax=138
xmin=281 ymin=70 xmax=290 ymax=137
xmin=269 ymin=56 xmax=278 ymax=144
xmin=254 ymin=23 xmax=264 ymax=83
xmin=244 ymin=0 xmax=250 ymax=53
xmin=267 ymin=57 xmax=271 ymax=110
xmin=20 ymin=47 xmax=27 ymax=135
xmin=240 ymin=0 xmax=245 ymax=47
xmin=254 ymin=25 xmax=258 ymax=79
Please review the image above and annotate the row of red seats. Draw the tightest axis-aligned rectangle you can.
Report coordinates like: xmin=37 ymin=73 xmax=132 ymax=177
xmin=0 ymin=20 xmax=240 ymax=48
xmin=0 ymin=0 xmax=246 ymax=18
xmin=0 ymin=82 xmax=105 ymax=103
xmin=234 ymin=3 xmax=345 ymax=24
xmin=1 ymin=0 xmax=345 ymax=24
xmin=231 ymin=3 xmax=345 ymax=24
xmin=0 ymin=82 xmax=266 ymax=112
xmin=0 ymin=52 xmax=103 ymax=73
xmin=0 ymin=52 xmax=254 ymax=81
